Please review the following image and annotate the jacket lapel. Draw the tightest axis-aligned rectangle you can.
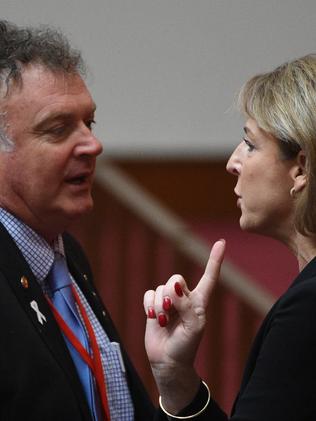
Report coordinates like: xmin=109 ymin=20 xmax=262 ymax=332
xmin=0 ymin=222 xmax=92 ymax=420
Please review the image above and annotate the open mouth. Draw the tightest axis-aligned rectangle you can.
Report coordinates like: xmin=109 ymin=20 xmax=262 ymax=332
xmin=67 ymin=176 xmax=87 ymax=185
xmin=65 ymin=173 xmax=92 ymax=185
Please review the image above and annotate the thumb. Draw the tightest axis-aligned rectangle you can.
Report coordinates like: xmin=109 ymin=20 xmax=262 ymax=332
xmin=193 ymin=239 xmax=226 ymax=303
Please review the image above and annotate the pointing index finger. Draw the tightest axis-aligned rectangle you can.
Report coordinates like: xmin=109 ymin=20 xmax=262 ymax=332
xmin=194 ymin=239 xmax=226 ymax=302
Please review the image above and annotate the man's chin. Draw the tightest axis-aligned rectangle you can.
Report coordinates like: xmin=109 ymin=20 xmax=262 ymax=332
xmin=63 ymin=199 xmax=94 ymax=222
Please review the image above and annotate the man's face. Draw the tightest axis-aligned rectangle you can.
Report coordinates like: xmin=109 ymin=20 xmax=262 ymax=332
xmin=0 ymin=65 xmax=103 ymax=241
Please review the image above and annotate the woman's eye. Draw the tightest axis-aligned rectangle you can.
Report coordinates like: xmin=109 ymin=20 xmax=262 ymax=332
xmin=243 ymin=137 xmax=255 ymax=152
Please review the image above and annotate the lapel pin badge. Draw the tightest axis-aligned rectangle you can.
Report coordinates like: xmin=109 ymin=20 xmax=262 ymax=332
xmin=20 ymin=276 xmax=29 ymax=289
xmin=30 ymin=300 xmax=47 ymax=325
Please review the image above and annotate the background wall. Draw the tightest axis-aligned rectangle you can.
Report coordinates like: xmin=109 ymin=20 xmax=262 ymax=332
xmin=2 ymin=2 xmax=304 ymax=409
xmin=2 ymin=0 xmax=316 ymax=158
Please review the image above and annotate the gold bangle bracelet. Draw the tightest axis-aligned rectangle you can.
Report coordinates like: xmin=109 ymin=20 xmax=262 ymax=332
xmin=159 ymin=381 xmax=211 ymax=420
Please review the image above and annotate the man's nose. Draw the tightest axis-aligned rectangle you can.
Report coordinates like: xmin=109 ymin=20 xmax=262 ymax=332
xmin=76 ymin=131 xmax=103 ymax=157
xmin=89 ymin=134 xmax=103 ymax=157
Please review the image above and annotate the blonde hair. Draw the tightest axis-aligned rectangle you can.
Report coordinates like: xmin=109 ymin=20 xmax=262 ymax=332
xmin=238 ymin=54 xmax=316 ymax=235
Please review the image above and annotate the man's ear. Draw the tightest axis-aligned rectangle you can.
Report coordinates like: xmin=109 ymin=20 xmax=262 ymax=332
xmin=291 ymin=151 xmax=307 ymax=193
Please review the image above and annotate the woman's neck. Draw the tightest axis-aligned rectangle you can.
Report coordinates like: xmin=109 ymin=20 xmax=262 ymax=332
xmin=288 ymin=232 xmax=316 ymax=271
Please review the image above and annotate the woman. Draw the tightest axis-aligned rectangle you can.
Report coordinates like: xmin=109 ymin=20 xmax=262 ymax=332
xmin=144 ymin=54 xmax=316 ymax=420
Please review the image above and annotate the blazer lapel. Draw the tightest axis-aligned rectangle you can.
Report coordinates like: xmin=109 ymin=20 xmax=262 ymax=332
xmin=0 ymin=222 xmax=92 ymax=420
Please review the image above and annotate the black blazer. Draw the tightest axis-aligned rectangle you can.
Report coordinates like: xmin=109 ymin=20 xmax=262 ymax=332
xmin=157 ymin=256 xmax=316 ymax=420
xmin=0 ymin=222 xmax=155 ymax=420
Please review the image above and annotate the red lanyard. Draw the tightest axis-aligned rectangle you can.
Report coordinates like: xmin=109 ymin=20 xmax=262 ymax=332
xmin=46 ymin=286 xmax=111 ymax=421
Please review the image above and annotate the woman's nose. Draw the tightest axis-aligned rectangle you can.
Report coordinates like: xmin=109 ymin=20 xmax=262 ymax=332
xmin=226 ymin=143 xmax=242 ymax=176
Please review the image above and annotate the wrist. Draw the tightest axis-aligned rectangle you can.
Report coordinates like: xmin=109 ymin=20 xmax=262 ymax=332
xmin=153 ymin=365 xmax=201 ymax=414
xmin=159 ymin=380 xmax=211 ymax=419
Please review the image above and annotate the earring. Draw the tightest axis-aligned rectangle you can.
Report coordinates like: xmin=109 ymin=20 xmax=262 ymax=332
xmin=290 ymin=187 xmax=296 ymax=198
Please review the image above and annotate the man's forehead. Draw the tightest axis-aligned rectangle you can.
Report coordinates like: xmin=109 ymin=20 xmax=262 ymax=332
xmin=16 ymin=64 xmax=86 ymax=93
xmin=2 ymin=64 xmax=95 ymax=117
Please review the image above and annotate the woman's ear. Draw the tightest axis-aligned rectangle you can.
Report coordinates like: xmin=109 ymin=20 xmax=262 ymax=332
xmin=292 ymin=151 xmax=307 ymax=193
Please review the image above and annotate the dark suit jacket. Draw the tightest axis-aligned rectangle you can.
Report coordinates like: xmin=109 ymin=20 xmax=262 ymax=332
xmin=0 ymin=222 xmax=155 ymax=420
xmin=156 ymin=256 xmax=316 ymax=420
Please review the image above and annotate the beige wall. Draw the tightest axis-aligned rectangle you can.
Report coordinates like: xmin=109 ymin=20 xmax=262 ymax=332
xmin=2 ymin=1 xmax=316 ymax=157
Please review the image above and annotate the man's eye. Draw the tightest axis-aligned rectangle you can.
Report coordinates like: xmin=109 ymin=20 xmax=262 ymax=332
xmin=47 ymin=125 xmax=68 ymax=136
xmin=243 ymin=137 xmax=255 ymax=152
xmin=34 ymin=124 xmax=72 ymax=142
xmin=86 ymin=119 xmax=96 ymax=131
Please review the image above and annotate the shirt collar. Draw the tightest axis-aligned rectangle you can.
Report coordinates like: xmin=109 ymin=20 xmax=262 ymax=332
xmin=0 ymin=208 xmax=65 ymax=285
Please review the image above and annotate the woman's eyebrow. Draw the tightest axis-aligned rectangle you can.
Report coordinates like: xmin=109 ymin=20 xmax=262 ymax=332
xmin=243 ymin=126 xmax=250 ymax=135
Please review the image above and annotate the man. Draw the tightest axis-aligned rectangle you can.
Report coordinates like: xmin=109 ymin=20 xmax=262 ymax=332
xmin=0 ymin=20 xmax=155 ymax=420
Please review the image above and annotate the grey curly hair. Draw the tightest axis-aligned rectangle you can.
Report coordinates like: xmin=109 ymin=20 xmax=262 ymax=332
xmin=0 ymin=20 xmax=86 ymax=151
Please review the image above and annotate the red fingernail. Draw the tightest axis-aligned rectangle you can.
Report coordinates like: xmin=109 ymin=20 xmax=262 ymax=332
xmin=174 ymin=282 xmax=183 ymax=297
xmin=158 ymin=313 xmax=167 ymax=327
xmin=163 ymin=296 xmax=172 ymax=311
xmin=147 ymin=307 xmax=156 ymax=319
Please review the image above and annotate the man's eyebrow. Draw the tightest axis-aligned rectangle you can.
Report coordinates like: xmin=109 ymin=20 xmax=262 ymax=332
xmin=33 ymin=113 xmax=75 ymax=131
xmin=34 ymin=105 xmax=97 ymax=130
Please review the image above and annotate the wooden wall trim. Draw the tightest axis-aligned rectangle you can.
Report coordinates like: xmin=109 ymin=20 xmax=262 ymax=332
xmin=112 ymin=159 xmax=239 ymax=219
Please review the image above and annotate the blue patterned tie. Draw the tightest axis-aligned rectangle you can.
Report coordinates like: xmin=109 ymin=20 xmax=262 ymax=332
xmin=48 ymin=252 xmax=99 ymax=420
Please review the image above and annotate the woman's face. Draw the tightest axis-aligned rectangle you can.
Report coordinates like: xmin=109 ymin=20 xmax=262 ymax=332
xmin=226 ymin=118 xmax=297 ymax=240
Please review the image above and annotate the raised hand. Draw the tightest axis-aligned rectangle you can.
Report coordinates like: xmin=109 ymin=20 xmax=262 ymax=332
xmin=143 ymin=239 xmax=226 ymax=413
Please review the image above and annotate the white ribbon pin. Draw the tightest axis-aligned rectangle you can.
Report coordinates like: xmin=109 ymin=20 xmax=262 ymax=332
xmin=30 ymin=300 xmax=47 ymax=325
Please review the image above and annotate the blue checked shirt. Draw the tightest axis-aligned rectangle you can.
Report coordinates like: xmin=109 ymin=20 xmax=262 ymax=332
xmin=0 ymin=208 xmax=134 ymax=421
